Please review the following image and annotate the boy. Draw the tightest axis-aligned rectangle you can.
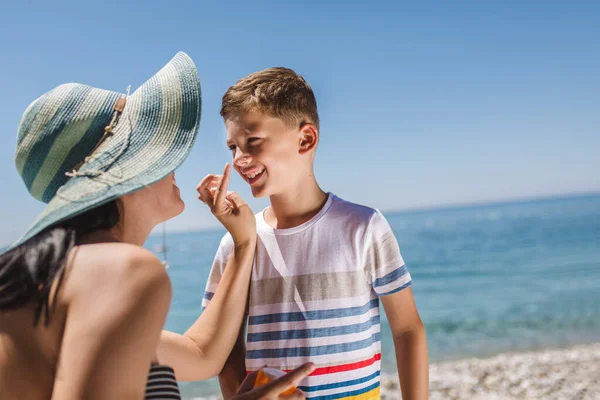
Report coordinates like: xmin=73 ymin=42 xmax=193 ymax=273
xmin=203 ymin=68 xmax=428 ymax=399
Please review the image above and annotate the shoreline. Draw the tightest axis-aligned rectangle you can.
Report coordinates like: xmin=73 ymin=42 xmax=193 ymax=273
xmin=381 ymin=342 xmax=600 ymax=399
xmin=183 ymin=342 xmax=600 ymax=399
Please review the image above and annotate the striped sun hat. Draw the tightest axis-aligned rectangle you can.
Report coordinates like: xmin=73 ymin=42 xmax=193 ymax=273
xmin=8 ymin=51 xmax=201 ymax=250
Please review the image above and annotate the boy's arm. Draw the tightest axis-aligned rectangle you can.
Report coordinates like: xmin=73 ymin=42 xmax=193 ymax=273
xmin=218 ymin=320 xmax=248 ymax=399
xmin=381 ymin=287 xmax=429 ymax=400
xmin=363 ymin=210 xmax=428 ymax=399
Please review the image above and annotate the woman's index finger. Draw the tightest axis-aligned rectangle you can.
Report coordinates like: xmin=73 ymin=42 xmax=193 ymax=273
xmin=214 ymin=163 xmax=231 ymax=207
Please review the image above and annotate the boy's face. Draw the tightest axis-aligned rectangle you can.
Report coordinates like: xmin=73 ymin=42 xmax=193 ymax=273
xmin=225 ymin=111 xmax=311 ymax=198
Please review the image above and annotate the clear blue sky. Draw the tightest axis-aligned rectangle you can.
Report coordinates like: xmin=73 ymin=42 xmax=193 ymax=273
xmin=1 ymin=1 xmax=599 ymax=245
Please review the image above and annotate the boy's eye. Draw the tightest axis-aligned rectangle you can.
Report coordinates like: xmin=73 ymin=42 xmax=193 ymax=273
xmin=228 ymin=144 xmax=236 ymax=151
xmin=247 ymin=137 xmax=260 ymax=145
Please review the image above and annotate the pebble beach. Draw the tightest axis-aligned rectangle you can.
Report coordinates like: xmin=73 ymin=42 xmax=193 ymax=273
xmin=380 ymin=342 xmax=600 ymax=400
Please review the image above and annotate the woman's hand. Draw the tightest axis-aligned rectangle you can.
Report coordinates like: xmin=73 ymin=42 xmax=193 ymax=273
xmin=197 ymin=163 xmax=256 ymax=247
xmin=232 ymin=363 xmax=316 ymax=400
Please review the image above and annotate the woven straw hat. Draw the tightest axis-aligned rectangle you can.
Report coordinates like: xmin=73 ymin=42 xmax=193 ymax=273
xmin=7 ymin=51 xmax=201 ymax=250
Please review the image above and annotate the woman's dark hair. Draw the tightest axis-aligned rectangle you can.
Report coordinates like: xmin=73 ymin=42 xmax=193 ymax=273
xmin=0 ymin=200 xmax=121 ymax=326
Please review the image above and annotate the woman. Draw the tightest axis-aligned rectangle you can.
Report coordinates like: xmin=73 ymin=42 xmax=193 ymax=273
xmin=0 ymin=52 xmax=312 ymax=399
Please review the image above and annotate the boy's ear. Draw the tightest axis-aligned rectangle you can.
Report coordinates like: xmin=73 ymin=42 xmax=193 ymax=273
xmin=298 ymin=123 xmax=318 ymax=154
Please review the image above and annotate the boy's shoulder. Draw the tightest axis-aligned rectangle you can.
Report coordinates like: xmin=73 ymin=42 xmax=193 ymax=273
xmin=327 ymin=193 xmax=384 ymax=227
xmin=216 ymin=231 xmax=235 ymax=253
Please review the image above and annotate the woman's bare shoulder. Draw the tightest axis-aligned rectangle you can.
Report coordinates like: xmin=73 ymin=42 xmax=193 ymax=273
xmin=59 ymin=242 xmax=170 ymax=305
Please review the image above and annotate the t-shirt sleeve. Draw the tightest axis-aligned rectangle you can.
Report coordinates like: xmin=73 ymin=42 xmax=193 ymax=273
xmin=364 ymin=210 xmax=412 ymax=296
xmin=201 ymin=233 xmax=234 ymax=310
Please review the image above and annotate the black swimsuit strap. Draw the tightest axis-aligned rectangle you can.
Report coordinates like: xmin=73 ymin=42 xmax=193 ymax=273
xmin=145 ymin=364 xmax=181 ymax=400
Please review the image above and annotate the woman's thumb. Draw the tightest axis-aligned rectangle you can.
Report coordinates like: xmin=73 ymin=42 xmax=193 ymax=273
xmin=226 ymin=191 xmax=248 ymax=209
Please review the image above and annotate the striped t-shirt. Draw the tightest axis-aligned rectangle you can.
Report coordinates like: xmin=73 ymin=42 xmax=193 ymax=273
xmin=203 ymin=193 xmax=412 ymax=400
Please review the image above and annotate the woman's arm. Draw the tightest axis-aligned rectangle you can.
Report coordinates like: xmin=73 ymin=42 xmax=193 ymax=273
xmin=158 ymin=239 xmax=255 ymax=381
xmin=51 ymin=245 xmax=172 ymax=400
xmin=157 ymin=163 xmax=257 ymax=381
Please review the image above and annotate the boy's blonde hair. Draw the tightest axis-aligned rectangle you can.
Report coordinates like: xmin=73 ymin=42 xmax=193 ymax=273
xmin=221 ymin=67 xmax=319 ymax=129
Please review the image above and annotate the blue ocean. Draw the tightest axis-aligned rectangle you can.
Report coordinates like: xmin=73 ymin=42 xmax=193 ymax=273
xmin=145 ymin=194 xmax=600 ymax=398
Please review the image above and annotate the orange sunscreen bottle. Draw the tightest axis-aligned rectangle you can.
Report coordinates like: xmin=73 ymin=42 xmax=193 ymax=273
xmin=253 ymin=367 xmax=297 ymax=396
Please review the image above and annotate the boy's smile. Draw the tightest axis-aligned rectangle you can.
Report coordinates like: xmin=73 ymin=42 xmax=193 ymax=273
xmin=240 ymin=165 xmax=265 ymax=184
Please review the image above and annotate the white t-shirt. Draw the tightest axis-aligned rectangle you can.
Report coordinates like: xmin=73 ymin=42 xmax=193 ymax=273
xmin=203 ymin=193 xmax=412 ymax=399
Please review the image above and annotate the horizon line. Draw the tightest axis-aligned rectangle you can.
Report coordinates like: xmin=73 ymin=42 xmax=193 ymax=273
xmin=150 ymin=189 xmax=600 ymax=237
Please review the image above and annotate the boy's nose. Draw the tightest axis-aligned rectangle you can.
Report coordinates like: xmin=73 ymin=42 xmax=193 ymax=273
xmin=233 ymin=149 xmax=252 ymax=166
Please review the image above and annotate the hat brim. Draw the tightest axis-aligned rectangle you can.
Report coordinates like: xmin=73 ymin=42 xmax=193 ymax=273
xmin=9 ymin=52 xmax=201 ymax=249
